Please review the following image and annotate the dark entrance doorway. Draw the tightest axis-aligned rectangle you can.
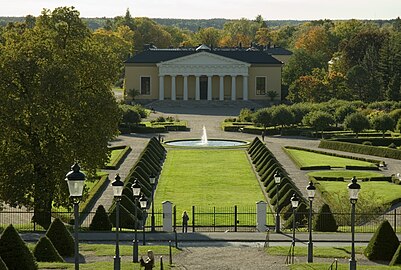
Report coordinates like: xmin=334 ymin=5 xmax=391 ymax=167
xmin=200 ymin=76 xmax=208 ymax=100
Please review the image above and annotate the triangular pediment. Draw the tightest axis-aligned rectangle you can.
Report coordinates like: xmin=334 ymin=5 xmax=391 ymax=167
xmin=157 ymin=51 xmax=250 ymax=67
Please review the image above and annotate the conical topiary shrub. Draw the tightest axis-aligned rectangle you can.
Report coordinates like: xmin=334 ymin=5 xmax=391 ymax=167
xmin=389 ymin=244 xmax=401 ymax=266
xmin=89 ymin=205 xmax=113 ymax=231
xmin=0 ymin=224 xmax=38 ymax=270
xmin=313 ymin=203 xmax=338 ymax=232
xmin=33 ymin=236 xmax=64 ymax=262
xmin=45 ymin=218 xmax=75 ymax=257
xmin=364 ymin=220 xmax=399 ymax=261
xmin=0 ymin=257 xmax=8 ymax=270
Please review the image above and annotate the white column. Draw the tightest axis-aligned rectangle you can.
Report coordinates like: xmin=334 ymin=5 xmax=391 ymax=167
xmin=219 ymin=76 xmax=224 ymax=101
xmin=207 ymin=75 xmax=212 ymax=101
xmin=231 ymin=75 xmax=236 ymax=101
xmin=195 ymin=76 xmax=200 ymax=100
xmin=159 ymin=75 xmax=164 ymax=100
xmin=243 ymin=75 xmax=248 ymax=101
xmin=183 ymin=75 xmax=188 ymax=101
xmin=171 ymin=75 xmax=176 ymax=101
xmin=256 ymin=201 xmax=267 ymax=232
xmin=162 ymin=201 xmax=173 ymax=232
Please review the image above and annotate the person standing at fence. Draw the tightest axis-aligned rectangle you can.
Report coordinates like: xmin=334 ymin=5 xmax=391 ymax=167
xmin=261 ymin=130 xmax=265 ymax=141
xmin=140 ymin=250 xmax=155 ymax=270
xmin=182 ymin=211 xmax=189 ymax=233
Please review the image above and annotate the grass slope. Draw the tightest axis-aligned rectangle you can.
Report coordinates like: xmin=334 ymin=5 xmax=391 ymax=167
xmin=286 ymin=148 xmax=377 ymax=168
xmin=155 ymin=149 xmax=264 ymax=221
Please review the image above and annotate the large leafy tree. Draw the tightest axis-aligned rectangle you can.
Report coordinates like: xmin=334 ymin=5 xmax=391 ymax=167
xmin=0 ymin=7 xmax=121 ymax=228
xmin=344 ymin=112 xmax=370 ymax=138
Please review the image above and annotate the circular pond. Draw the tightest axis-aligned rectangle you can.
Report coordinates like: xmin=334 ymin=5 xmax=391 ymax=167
xmin=165 ymin=139 xmax=248 ymax=147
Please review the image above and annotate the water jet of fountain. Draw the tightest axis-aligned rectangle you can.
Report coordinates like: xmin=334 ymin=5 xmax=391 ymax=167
xmin=201 ymin=126 xmax=208 ymax=145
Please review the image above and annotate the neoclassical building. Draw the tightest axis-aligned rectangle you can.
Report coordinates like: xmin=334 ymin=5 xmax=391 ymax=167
xmin=124 ymin=44 xmax=291 ymax=101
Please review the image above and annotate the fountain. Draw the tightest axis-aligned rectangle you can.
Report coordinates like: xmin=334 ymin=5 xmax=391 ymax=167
xmin=165 ymin=126 xmax=248 ymax=147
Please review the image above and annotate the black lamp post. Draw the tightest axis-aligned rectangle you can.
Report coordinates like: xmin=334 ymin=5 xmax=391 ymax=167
xmin=290 ymin=193 xmax=299 ymax=265
xmin=111 ymin=174 xmax=124 ymax=270
xmin=306 ymin=181 xmax=316 ymax=263
xmin=139 ymin=193 xmax=148 ymax=245
xmin=348 ymin=176 xmax=361 ymax=270
xmin=274 ymin=170 xmax=282 ymax=233
xmin=65 ymin=163 xmax=86 ymax=270
xmin=149 ymin=174 xmax=156 ymax=232
xmin=131 ymin=178 xmax=141 ymax=263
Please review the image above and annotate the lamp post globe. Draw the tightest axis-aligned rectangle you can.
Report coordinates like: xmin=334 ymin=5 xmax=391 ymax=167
xmin=111 ymin=174 xmax=124 ymax=270
xmin=274 ymin=170 xmax=282 ymax=233
xmin=348 ymin=176 xmax=360 ymax=270
xmin=306 ymin=181 xmax=316 ymax=263
xmin=65 ymin=163 xmax=86 ymax=270
xmin=131 ymin=178 xmax=141 ymax=263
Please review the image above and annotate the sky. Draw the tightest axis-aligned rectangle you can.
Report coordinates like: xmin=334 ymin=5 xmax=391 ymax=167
xmin=0 ymin=0 xmax=400 ymax=20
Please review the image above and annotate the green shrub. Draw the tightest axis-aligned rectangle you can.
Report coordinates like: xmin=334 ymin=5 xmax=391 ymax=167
xmin=45 ymin=218 xmax=75 ymax=257
xmin=364 ymin=220 xmax=399 ymax=261
xmin=0 ymin=224 xmax=38 ymax=270
xmin=108 ymin=203 xmax=139 ymax=229
xmin=390 ymin=244 xmax=401 ymax=266
xmin=313 ymin=203 xmax=338 ymax=232
xmin=362 ymin=141 xmax=372 ymax=145
xmin=0 ymin=257 xmax=7 ymax=270
xmin=33 ymin=236 xmax=64 ymax=262
xmin=89 ymin=205 xmax=113 ymax=231
xmin=155 ymin=116 xmax=165 ymax=122
xmin=283 ymin=202 xmax=308 ymax=229
xmin=239 ymin=108 xmax=254 ymax=122
xmin=389 ymin=143 xmax=397 ymax=149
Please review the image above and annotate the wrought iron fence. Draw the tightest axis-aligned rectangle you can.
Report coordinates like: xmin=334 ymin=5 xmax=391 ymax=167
xmin=0 ymin=208 xmax=400 ymax=233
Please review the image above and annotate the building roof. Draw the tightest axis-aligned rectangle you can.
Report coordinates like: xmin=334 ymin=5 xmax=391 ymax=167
xmin=265 ymin=47 xmax=293 ymax=56
xmin=125 ymin=46 xmax=285 ymax=65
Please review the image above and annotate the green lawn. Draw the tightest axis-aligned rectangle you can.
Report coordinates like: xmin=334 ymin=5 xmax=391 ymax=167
xmin=106 ymin=148 xmax=124 ymax=167
xmin=154 ymin=149 xmax=264 ymax=224
xmin=308 ymin=171 xmax=384 ymax=179
xmin=267 ymin=245 xmax=365 ymax=258
xmin=285 ymin=148 xmax=377 ymax=169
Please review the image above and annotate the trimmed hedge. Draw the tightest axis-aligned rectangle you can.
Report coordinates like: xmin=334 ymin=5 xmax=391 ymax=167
xmin=0 ymin=257 xmax=7 ymax=270
xmin=104 ymin=145 xmax=131 ymax=169
xmin=45 ymin=218 xmax=75 ymax=257
xmin=320 ymin=140 xmax=401 ymax=160
xmin=345 ymin=165 xmax=380 ymax=171
xmin=89 ymin=205 xmax=112 ymax=231
xmin=313 ymin=204 xmax=338 ymax=232
xmin=300 ymin=165 xmax=331 ymax=170
xmin=0 ymin=224 xmax=38 ymax=270
xmin=364 ymin=220 xmax=399 ymax=261
xmin=390 ymin=244 xmax=401 ymax=266
xmin=79 ymin=174 xmax=109 ymax=217
xmin=333 ymin=137 xmax=401 ymax=146
xmin=33 ymin=236 xmax=64 ymax=262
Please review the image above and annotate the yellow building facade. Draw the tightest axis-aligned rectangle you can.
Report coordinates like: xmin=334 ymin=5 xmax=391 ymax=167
xmin=124 ymin=45 xmax=291 ymax=101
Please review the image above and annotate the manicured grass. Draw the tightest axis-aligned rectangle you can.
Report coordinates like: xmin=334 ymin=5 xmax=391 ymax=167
xmin=106 ymin=148 xmax=124 ymax=167
xmin=155 ymin=149 xmax=264 ymax=224
xmin=266 ymin=245 xmax=365 ymax=258
xmin=291 ymin=263 xmax=401 ymax=269
xmin=285 ymin=148 xmax=377 ymax=169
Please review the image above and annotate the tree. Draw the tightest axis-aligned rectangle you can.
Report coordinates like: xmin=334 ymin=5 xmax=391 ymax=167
xmin=89 ymin=205 xmax=113 ymax=231
xmin=334 ymin=105 xmax=356 ymax=126
xmin=287 ymin=73 xmax=328 ymax=103
xmin=346 ymin=65 xmax=370 ymax=101
xmin=252 ymin=108 xmax=272 ymax=131
xmin=364 ymin=220 xmax=399 ymax=262
xmin=195 ymin=27 xmax=221 ymax=47
xmin=303 ymin=110 xmax=334 ymax=138
xmin=371 ymin=114 xmax=395 ymax=137
xmin=0 ymin=7 xmax=121 ymax=228
xmin=271 ymin=105 xmax=294 ymax=129
xmin=344 ymin=112 xmax=370 ymax=137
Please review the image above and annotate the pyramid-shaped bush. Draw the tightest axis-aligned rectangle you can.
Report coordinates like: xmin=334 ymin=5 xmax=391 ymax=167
xmin=45 ymin=218 xmax=75 ymax=257
xmin=0 ymin=257 xmax=8 ymax=270
xmin=364 ymin=220 xmax=399 ymax=261
xmin=313 ymin=203 xmax=338 ymax=232
xmin=0 ymin=224 xmax=38 ymax=270
xmin=390 ymin=244 xmax=401 ymax=266
xmin=33 ymin=236 xmax=64 ymax=262
xmin=89 ymin=205 xmax=112 ymax=231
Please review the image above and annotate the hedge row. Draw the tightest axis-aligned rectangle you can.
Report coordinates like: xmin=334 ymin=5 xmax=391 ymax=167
xmin=120 ymin=124 xmax=188 ymax=134
xmin=332 ymin=137 xmax=401 ymax=146
xmin=247 ymin=137 xmax=308 ymax=229
xmin=319 ymin=140 xmax=401 ymax=160
xmin=313 ymin=176 xmax=392 ymax=182
xmin=285 ymin=146 xmax=382 ymax=165
xmin=108 ymin=137 xmax=166 ymax=229
xmin=104 ymin=145 xmax=131 ymax=169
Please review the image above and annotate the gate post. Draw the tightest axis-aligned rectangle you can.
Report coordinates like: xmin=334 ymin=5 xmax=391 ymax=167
xmin=162 ymin=201 xmax=173 ymax=232
xmin=256 ymin=201 xmax=267 ymax=232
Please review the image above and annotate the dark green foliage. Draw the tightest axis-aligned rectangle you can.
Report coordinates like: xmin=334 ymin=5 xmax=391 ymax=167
xmin=389 ymin=244 xmax=401 ymax=266
xmin=0 ymin=257 xmax=7 ymax=270
xmin=389 ymin=143 xmax=397 ymax=149
xmin=33 ymin=236 xmax=64 ymax=262
xmin=269 ymin=183 xmax=292 ymax=204
xmin=109 ymin=203 xmax=139 ymax=229
xmin=89 ymin=205 xmax=113 ymax=231
xmin=364 ymin=220 xmax=399 ymax=261
xmin=313 ymin=204 xmax=338 ymax=232
xmin=45 ymin=218 xmax=75 ymax=257
xmin=0 ymin=224 xmax=38 ymax=270
xmin=283 ymin=202 xmax=308 ymax=228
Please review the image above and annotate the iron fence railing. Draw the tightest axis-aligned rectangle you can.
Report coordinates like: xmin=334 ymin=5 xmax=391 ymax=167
xmin=1 ymin=208 xmax=400 ymax=233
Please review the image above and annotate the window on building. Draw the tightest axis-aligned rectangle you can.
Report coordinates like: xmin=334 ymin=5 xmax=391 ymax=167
xmin=256 ymin=77 xmax=266 ymax=96
xmin=140 ymin=77 xmax=151 ymax=95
